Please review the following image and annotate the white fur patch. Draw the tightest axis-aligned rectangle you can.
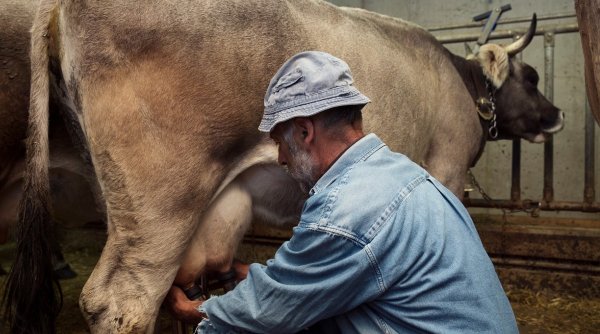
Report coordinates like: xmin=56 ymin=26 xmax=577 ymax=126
xmin=477 ymin=44 xmax=509 ymax=88
xmin=531 ymin=133 xmax=547 ymax=143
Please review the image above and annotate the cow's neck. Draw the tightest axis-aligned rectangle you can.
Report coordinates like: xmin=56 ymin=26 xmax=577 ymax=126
xmin=447 ymin=53 xmax=489 ymax=105
xmin=447 ymin=52 xmax=493 ymax=167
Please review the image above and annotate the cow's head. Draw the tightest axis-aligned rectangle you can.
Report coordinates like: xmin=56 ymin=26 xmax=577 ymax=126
xmin=475 ymin=14 xmax=564 ymax=143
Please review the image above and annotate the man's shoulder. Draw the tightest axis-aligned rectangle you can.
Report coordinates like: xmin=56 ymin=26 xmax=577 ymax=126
xmin=323 ymin=143 xmax=428 ymax=200
xmin=301 ymin=146 xmax=429 ymax=243
xmin=354 ymin=144 xmax=428 ymax=188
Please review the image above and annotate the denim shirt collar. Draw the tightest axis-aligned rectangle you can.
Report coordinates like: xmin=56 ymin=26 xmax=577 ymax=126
xmin=309 ymin=133 xmax=386 ymax=196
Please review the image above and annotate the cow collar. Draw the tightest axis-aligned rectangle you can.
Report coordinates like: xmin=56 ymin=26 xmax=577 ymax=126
xmin=469 ymin=64 xmax=499 ymax=140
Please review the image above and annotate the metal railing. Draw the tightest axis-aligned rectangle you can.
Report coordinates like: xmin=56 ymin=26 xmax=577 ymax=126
xmin=432 ymin=14 xmax=599 ymax=213
xmin=428 ymin=11 xmax=576 ymax=32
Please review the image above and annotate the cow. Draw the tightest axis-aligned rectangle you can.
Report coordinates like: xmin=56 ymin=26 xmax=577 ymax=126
xmin=3 ymin=0 xmax=563 ymax=333
xmin=0 ymin=0 xmax=32 ymax=258
xmin=0 ymin=0 xmax=104 ymax=277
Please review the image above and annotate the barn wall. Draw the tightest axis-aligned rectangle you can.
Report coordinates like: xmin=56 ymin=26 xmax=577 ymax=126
xmin=328 ymin=0 xmax=600 ymax=220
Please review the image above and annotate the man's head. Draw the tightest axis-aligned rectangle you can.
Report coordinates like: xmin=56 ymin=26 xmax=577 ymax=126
xmin=260 ymin=51 xmax=370 ymax=192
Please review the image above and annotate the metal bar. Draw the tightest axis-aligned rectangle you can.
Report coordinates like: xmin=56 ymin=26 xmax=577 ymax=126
xmin=171 ymin=319 xmax=189 ymax=334
xmin=473 ymin=5 xmax=512 ymax=23
xmin=511 ymin=141 xmax=522 ymax=202
xmin=436 ymin=23 xmax=578 ymax=44
xmin=428 ymin=12 xmax=577 ymax=32
xmin=464 ymin=198 xmax=539 ymax=211
xmin=511 ymin=34 xmax=523 ymax=202
xmin=476 ymin=6 xmax=504 ymax=46
xmin=543 ymin=32 xmax=555 ymax=204
xmin=464 ymin=198 xmax=600 ymax=212
xmin=490 ymin=256 xmax=600 ymax=274
xmin=584 ymin=98 xmax=596 ymax=204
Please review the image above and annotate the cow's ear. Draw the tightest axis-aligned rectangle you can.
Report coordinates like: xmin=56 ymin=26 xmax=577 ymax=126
xmin=477 ymin=44 xmax=509 ymax=88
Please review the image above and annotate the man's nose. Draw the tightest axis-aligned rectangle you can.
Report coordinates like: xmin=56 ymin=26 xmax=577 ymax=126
xmin=278 ymin=154 xmax=287 ymax=166
xmin=277 ymin=145 xmax=287 ymax=166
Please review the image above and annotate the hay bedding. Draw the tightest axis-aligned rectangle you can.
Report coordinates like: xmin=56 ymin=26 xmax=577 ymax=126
xmin=506 ymin=287 xmax=600 ymax=334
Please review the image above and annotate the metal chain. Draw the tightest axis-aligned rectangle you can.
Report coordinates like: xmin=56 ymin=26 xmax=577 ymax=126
xmin=468 ymin=169 xmax=496 ymax=203
xmin=467 ymin=169 xmax=512 ymax=221
xmin=467 ymin=169 xmax=539 ymax=217
xmin=485 ymin=80 xmax=499 ymax=139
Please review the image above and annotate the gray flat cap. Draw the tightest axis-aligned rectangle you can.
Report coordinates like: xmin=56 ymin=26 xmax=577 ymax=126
xmin=259 ymin=51 xmax=371 ymax=132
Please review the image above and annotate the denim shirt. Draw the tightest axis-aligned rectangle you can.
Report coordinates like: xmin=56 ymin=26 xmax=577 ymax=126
xmin=197 ymin=134 xmax=517 ymax=334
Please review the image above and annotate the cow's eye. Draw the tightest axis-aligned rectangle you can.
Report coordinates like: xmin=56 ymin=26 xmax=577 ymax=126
xmin=529 ymin=72 xmax=539 ymax=86
xmin=523 ymin=66 xmax=539 ymax=86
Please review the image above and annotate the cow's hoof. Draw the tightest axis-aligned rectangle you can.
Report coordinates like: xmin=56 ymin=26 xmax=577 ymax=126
xmin=54 ymin=263 xmax=77 ymax=280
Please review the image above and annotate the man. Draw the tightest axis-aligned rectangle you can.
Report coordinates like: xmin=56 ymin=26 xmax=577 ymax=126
xmin=167 ymin=51 xmax=518 ymax=333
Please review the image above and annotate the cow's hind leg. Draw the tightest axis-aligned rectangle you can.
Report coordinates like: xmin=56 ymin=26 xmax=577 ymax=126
xmin=78 ymin=150 xmax=223 ymax=333
xmin=76 ymin=75 xmax=233 ymax=333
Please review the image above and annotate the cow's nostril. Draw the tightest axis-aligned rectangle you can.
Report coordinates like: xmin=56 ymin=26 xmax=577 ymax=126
xmin=541 ymin=109 xmax=564 ymax=133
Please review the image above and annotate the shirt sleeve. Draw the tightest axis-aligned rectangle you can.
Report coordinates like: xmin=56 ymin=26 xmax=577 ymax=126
xmin=197 ymin=225 xmax=382 ymax=333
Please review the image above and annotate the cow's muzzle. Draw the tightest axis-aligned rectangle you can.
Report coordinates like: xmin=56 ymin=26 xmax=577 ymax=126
xmin=542 ymin=110 xmax=565 ymax=134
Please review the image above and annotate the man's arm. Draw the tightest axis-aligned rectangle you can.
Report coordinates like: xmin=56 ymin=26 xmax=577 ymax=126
xmin=199 ymin=226 xmax=381 ymax=333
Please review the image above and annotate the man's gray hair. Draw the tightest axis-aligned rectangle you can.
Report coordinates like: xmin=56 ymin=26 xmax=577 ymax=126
xmin=318 ymin=105 xmax=363 ymax=129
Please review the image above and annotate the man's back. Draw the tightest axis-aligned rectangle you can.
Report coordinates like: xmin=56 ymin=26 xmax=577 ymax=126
xmin=300 ymin=133 xmax=517 ymax=333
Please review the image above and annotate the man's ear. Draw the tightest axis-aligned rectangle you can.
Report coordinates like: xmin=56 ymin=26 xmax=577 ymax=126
xmin=293 ymin=117 xmax=315 ymax=146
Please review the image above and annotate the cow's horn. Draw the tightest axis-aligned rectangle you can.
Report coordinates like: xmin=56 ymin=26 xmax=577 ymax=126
xmin=504 ymin=13 xmax=537 ymax=56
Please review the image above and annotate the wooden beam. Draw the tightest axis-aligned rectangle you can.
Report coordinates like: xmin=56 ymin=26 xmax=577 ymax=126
xmin=575 ymin=0 xmax=600 ymax=125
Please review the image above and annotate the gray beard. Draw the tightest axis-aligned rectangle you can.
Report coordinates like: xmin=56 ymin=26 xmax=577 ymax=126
xmin=286 ymin=140 xmax=317 ymax=194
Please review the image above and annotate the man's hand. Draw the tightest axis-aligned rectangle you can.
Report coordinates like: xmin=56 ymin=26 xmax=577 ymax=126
xmin=166 ymin=261 xmax=249 ymax=324
xmin=165 ymin=285 xmax=206 ymax=324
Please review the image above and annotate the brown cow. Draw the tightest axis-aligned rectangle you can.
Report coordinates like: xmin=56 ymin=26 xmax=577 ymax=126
xmin=0 ymin=0 xmax=104 ymax=278
xmin=0 ymin=0 xmax=32 ymax=253
xmin=4 ymin=1 xmax=563 ymax=333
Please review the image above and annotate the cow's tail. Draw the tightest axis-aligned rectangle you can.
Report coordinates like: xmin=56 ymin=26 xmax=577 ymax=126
xmin=2 ymin=1 xmax=62 ymax=333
